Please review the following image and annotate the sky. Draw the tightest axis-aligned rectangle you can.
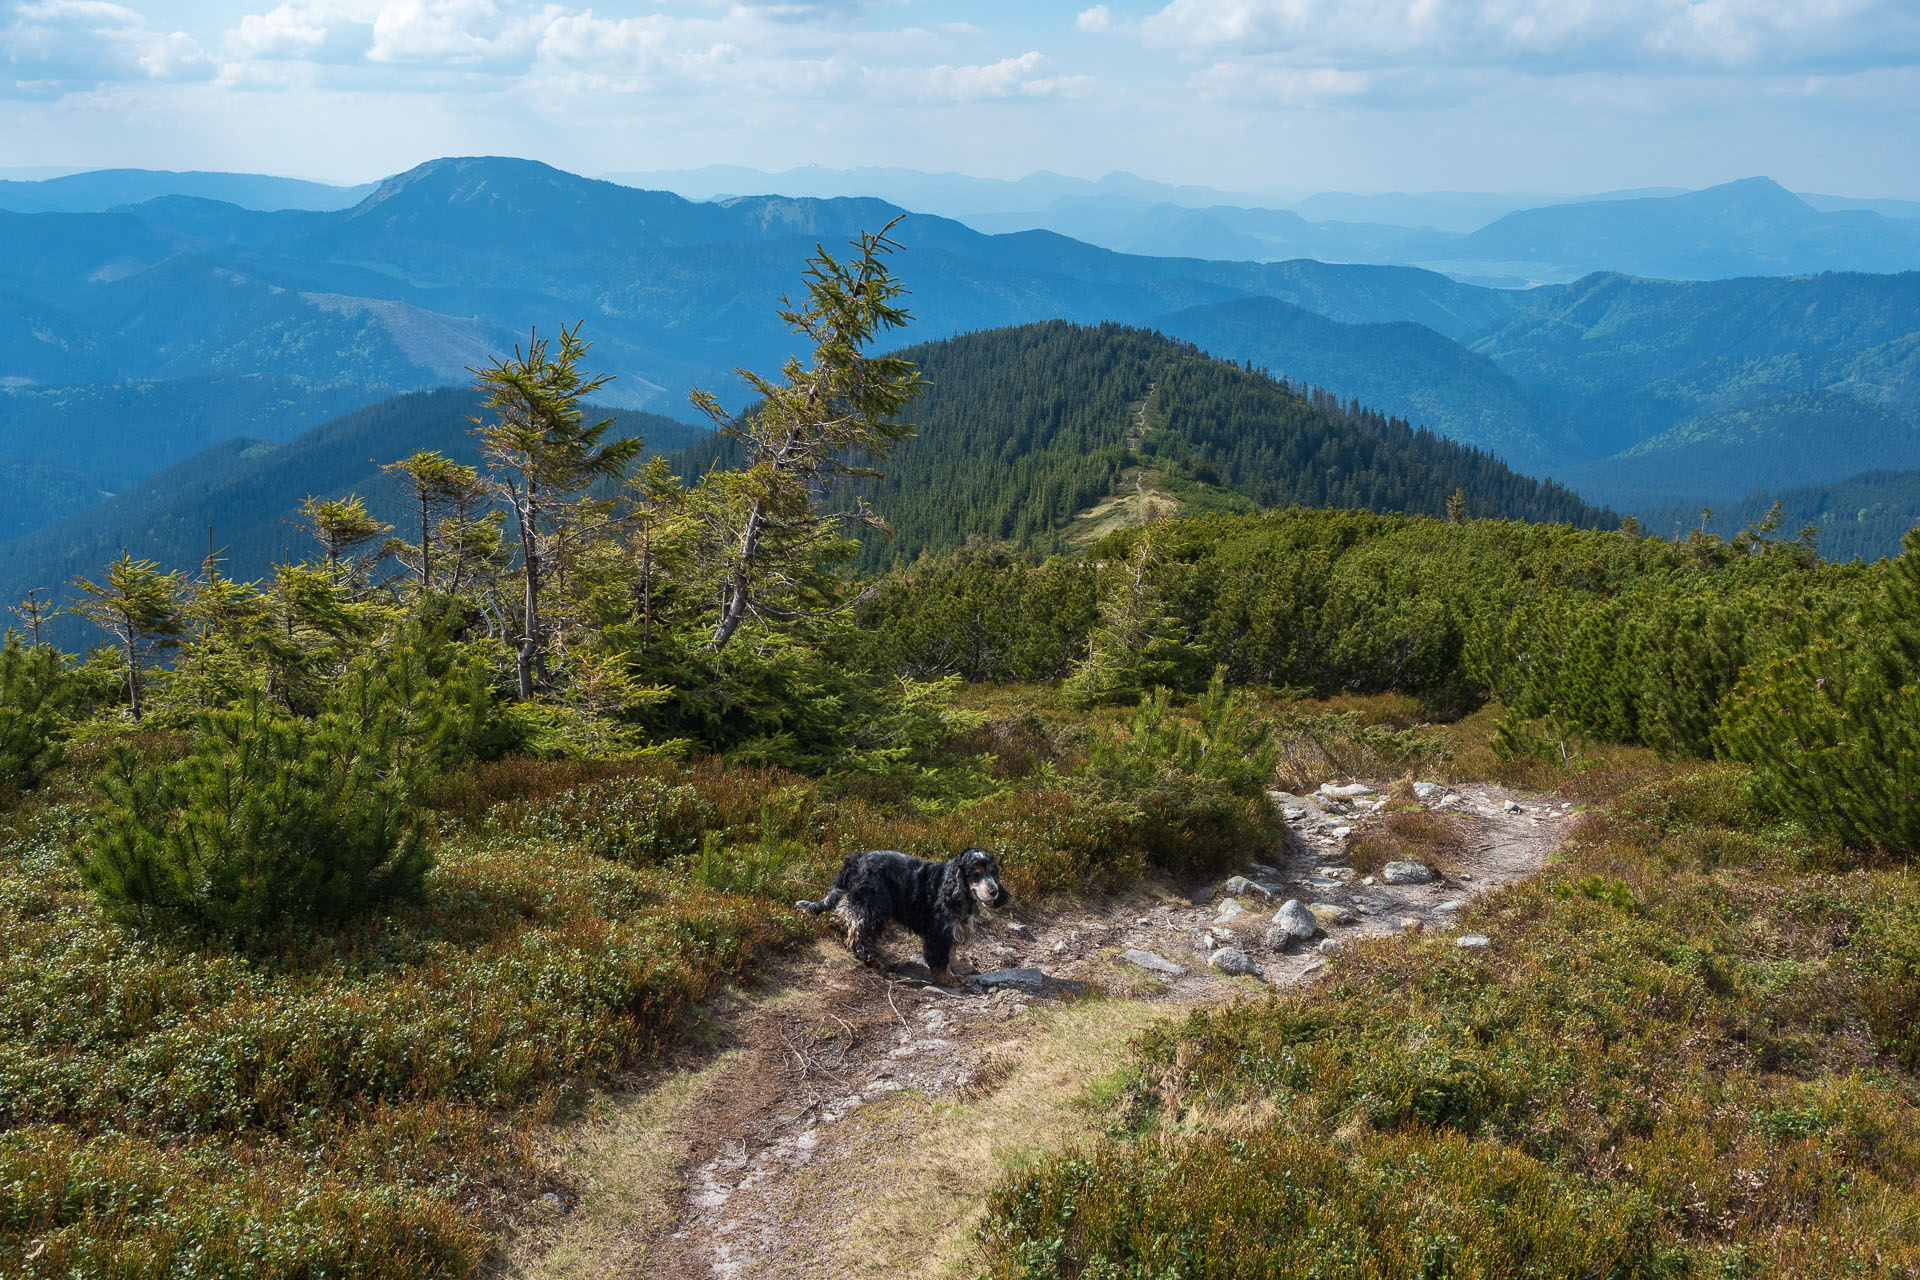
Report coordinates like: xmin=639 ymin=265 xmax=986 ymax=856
xmin=3 ymin=0 xmax=1919 ymax=198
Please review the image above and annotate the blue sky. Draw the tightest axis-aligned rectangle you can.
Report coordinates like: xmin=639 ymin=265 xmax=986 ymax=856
xmin=4 ymin=1 xmax=1918 ymax=197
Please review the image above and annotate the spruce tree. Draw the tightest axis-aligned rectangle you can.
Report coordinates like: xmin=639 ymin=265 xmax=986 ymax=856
xmin=691 ymin=220 xmax=925 ymax=651
xmin=68 ymin=554 xmax=187 ymax=721
xmin=469 ymin=325 xmax=643 ymax=699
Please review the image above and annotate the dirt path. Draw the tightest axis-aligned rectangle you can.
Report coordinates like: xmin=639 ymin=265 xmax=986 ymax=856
xmin=504 ymin=780 xmax=1578 ymax=1280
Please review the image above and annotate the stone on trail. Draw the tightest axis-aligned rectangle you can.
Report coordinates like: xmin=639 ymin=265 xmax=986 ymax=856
xmin=1120 ymin=948 xmax=1187 ymax=976
xmin=1456 ymin=935 xmax=1491 ymax=950
xmin=1261 ymin=925 xmax=1292 ymax=953
xmin=1382 ymin=860 xmax=1437 ymax=885
xmin=1223 ymin=876 xmax=1277 ymax=901
xmin=1274 ymin=899 xmax=1320 ymax=942
xmin=1215 ymin=897 xmax=1248 ymax=921
xmin=1412 ymin=781 xmax=1446 ymax=800
xmin=1208 ymin=946 xmax=1261 ymax=977
xmin=1309 ymin=902 xmax=1357 ymax=927
xmin=1319 ymin=782 xmax=1377 ymax=798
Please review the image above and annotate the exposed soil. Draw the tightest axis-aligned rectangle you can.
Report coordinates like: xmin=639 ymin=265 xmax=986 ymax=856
xmin=504 ymin=780 xmax=1580 ymax=1280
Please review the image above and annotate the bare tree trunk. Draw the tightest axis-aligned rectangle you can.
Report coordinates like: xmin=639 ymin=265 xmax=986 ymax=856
xmin=516 ymin=481 xmax=541 ymax=700
xmin=709 ymin=504 xmax=765 ymax=651
xmin=418 ymin=488 xmax=433 ymax=595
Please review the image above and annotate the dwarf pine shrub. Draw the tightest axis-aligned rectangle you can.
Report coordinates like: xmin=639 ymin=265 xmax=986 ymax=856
xmin=0 ymin=636 xmax=69 ymax=805
xmin=1718 ymin=530 xmax=1920 ymax=853
xmin=1073 ymin=669 xmax=1283 ymax=874
xmin=71 ymin=638 xmax=486 ymax=941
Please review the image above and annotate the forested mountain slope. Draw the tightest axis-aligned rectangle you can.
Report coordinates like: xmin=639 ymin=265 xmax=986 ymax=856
xmin=1638 ymin=469 xmax=1920 ymax=563
xmin=0 ymin=390 xmax=705 ymax=639
xmin=1470 ymin=270 xmax=1920 ymax=457
xmin=676 ymin=322 xmax=1610 ymax=572
xmin=1152 ymin=295 xmax=1580 ymax=472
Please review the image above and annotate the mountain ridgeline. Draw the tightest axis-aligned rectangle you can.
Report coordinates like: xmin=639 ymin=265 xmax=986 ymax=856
xmin=676 ymin=321 xmax=1609 ymax=572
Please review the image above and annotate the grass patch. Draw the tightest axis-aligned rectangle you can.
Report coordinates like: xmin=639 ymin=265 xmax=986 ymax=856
xmin=978 ymin=763 xmax=1920 ymax=1278
xmin=1348 ymin=808 xmax=1473 ymax=879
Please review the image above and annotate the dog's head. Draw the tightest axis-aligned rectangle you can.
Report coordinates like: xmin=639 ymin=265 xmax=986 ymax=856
xmin=958 ymin=847 xmax=1010 ymax=909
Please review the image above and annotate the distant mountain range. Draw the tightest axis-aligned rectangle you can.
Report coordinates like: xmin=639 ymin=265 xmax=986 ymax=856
xmin=0 ymin=157 xmax=1916 ymax=561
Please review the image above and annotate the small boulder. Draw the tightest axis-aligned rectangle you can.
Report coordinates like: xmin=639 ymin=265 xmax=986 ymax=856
xmin=1208 ymin=946 xmax=1261 ymax=977
xmin=1456 ymin=934 xmax=1491 ymax=950
xmin=1273 ymin=898 xmax=1320 ymax=943
xmin=1319 ymin=782 xmax=1377 ymax=798
xmin=1120 ymin=948 xmax=1187 ymax=975
xmin=1329 ymin=825 xmax=1355 ymax=840
xmin=1215 ymin=897 xmax=1247 ymax=922
xmin=1262 ymin=925 xmax=1291 ymax=952
xmin=1382 ymin=860 xmax=1437 ymax=885
xmin=1412 ymin=780 xmax=1446 ymax=800
xmin=1308 ymin=902 xmax=1357 ymax=928
xmin=1223 ymin=876 xmax=1277 ymax=901
xmin=1433 ymin=899 xmax=1465 ymax=914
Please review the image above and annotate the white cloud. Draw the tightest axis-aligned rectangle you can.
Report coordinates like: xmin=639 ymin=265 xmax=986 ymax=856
xmin=1075 ymin=5 xmax=1111 ymax=34
xmin=863 ymin=51 xmax=1089 ymax=103
xmin=1134 ymin=0 xmax=1920 ymax=74
xmin=4 ymin=0 xmax=216 ymax=96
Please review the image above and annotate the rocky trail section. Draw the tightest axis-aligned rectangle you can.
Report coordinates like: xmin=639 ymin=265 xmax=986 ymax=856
xmin=507 ymin=780 xmax=1578 ymax=1280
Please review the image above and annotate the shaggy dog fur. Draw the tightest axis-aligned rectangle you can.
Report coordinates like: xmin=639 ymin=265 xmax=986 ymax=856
xmin=796 ymin=848 xmax=1010 ymax=986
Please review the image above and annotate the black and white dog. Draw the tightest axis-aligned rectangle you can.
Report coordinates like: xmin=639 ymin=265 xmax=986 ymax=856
xmin=797 ymin=848 xmax=1011 ymax=986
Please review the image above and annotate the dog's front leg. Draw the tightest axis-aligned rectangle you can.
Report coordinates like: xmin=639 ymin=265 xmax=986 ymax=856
xmin=923 ymin=934 xmax=960 ymax=986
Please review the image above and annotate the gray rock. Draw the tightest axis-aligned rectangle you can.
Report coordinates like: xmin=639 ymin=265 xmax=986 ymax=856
xmin=1433 ymin=899 xmax=1466 ymax=914
xmin=1319 ymin=782 xmax=1377 ymax=798
xmin=1225 ymin=876 xmax=1278 ymax=901
xmin=1412 ymin=780 xmax=1446 ymax=800
xmin=976 ymin=967 xmax=1086 ymax=997
xmin=1274 ymin=898 xmax=1320 ymax=942
xmin=1329 ymin=825 xmax=1354 ymax=840
xmin=1120 ymin=948 xmax=1187 ymax=975
xmin=1315 ymin=866 xmax=1355 ymax=881
xmin=1456 ymin=934 xmax=1491 ymax=950
xmin=1318 ymin=937 xmax=1342 ymax=954
xmin=1382 ymin=860 xmax=1437 ymax=885
xmin=1209 ymin=946 xmax=1261 ymax=976
xmin=1282 ymin=805 xmax=1309 ymax=821
xmin=973 ymin=967 xmax=1048 ymax=990
xmin=1436 ymin=794 xmax=1465 ymax=810
xmin=1308 ymin=902 xmax=1357 ymax=927
xmin=1215 ymin=897 xmax=1248 ymax=921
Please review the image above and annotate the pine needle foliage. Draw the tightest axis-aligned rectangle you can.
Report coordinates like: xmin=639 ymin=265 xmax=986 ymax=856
xmin=75 ymin=633 xmax=487 ymax=943
xmin=1718 ymin=529 xmax=1920 ymax=851
xmin=0 ymin=635 xmax=69 ymax=804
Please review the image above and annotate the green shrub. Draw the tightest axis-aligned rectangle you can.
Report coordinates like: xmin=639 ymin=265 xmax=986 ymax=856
xmin=531 ymin=775 xmax=720 ymax=863
xmin=1072 ymin=671 xmax=1283 ymax=876
xmin=1718 ymin=530 xmax=1920 ymax=853
xmin=0 ymin=637 xmax=69 ymax=805
xmin=1853 ymin=884 xmax=1920 ymax=1070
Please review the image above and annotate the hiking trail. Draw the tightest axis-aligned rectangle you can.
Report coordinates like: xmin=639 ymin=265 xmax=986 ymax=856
xmin=502 ymin=779 xmax=1580 ymax=1280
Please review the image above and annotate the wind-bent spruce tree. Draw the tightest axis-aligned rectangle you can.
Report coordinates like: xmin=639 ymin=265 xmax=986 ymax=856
xmin=692 ymin=219 xmax=926 ymax=651
xmin=69 ymin=554 xmax=187 ymax=721
xmin=382 ymin=450 xmax=489 ymax=600
xmin=470 ymin=325 xmax=643 ymax=700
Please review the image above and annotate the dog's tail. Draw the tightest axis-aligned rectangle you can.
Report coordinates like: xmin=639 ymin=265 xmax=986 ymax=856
xmin=795 ymin=887 xmax=844 ymax=915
